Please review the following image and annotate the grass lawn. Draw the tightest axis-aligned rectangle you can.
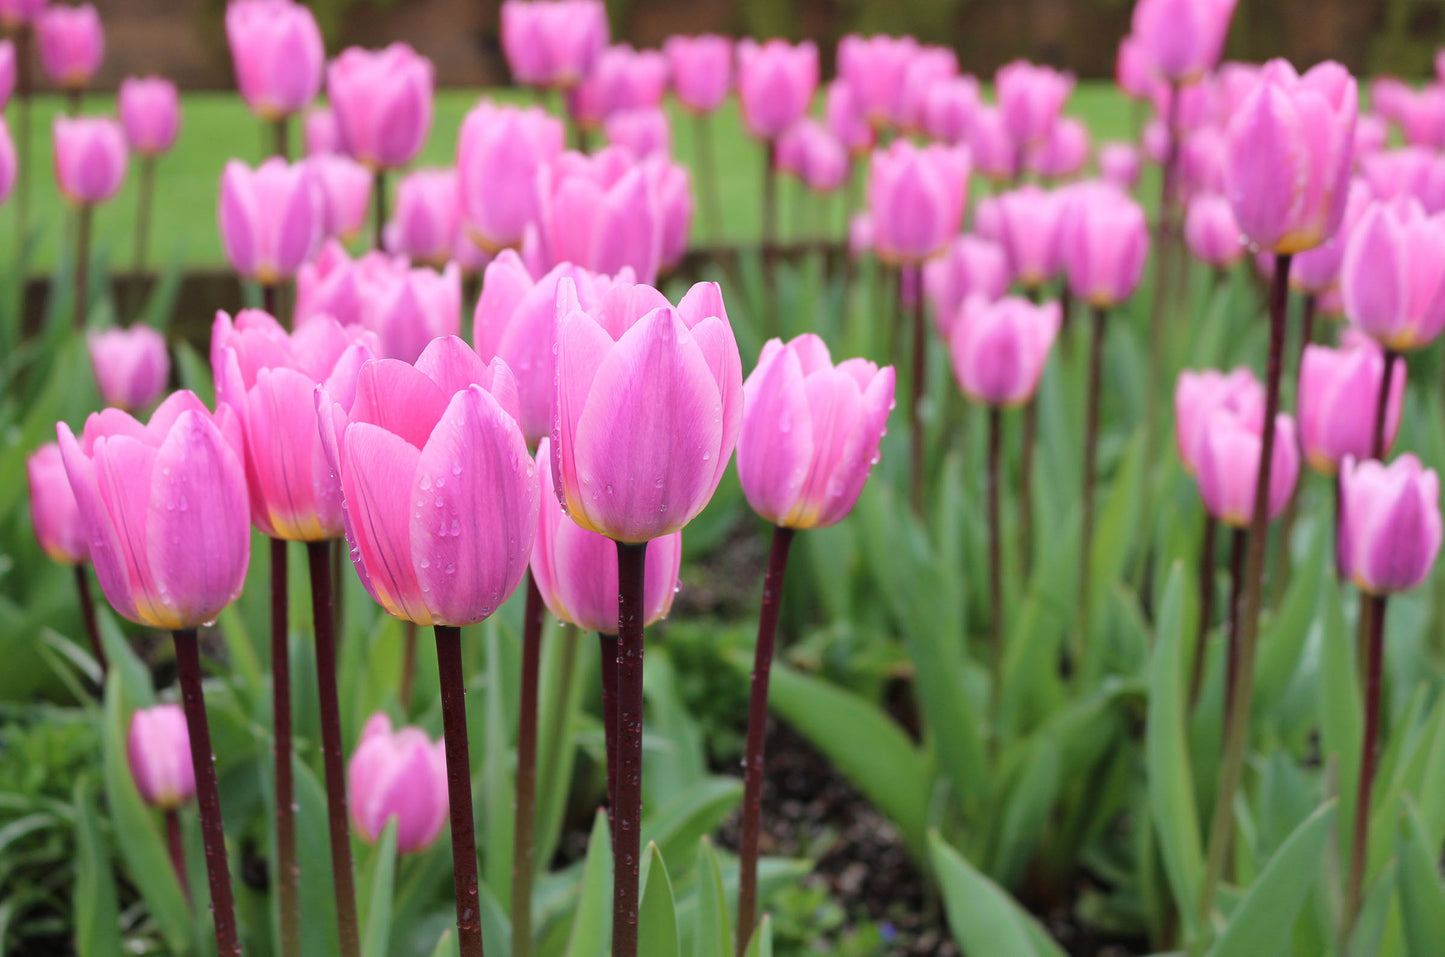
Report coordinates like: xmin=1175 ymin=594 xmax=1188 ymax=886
xmin=2 ymin=83 xmax=1141 ymax=273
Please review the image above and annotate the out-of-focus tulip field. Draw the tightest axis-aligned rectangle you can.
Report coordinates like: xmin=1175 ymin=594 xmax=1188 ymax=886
xmin=8 ymin=0 xmax=1445 ymax=956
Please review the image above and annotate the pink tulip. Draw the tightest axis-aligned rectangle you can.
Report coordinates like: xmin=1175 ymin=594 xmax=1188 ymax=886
xmin=310 ymin=154 xmax=372 ymax=243
xmin=1226 ymin=59 xmax=1358 ymax=254
xmin=1027 ymin=116 xmax=1090 ymax=180
xmin=605 ymin=107 xmax=670 ymax=160
xmin=1371 ymin=77 xmax=1411 ymax=126
xmin=1061 ymin=183 xmax=1150 ymax=307
xmin=384 ymin=167 xmax=460 ymax=267
xmin=848 ymin=212 xmax=873 ymax=260
xmin=1362 ymin=147 xmax=1445 ymax=214
xmin=1098 ymin=142 xmax=1141 ymax=191
xmin=866 ymin=140 xmax=969 ymax=264
xmin=924 ymin=235 xmax=1011 ymax=337
xmin=1195 ymin=409 xmax=1298 ymax=526
xmin=968 ymin=106 xmax=1020 ymax=183
xmin=0 ymin=118 xmax=15 ymax=205
xmin=127 ymin=705 xmax=194 ymax=810
xmin=225 ymin=0 xmax=324 ymax=120
xmin=212 ymin=309 xmax=378 ymax=541
xmin=551 ymin=277 xmax=742 ymax=543
xmin=37 ymin=3 xmax=101 ymax=90
xmin=118 ymin=76 xmax=180 ymax=157
xmin=1130 ymin=0 xmax=1237 ymax=83
xmin=89 ymin=325 xmax=169 ymax=411
xmin=327 ymin=44 xmax=434 ymax=170
xmin=1340 ymin=196 xmax=1445 ymax=351
xmin=532 ymin=435 xmax=681 ymax=631
xmin=52 ymin=116 xmax=125 ymax=206
xmin=218 ymin=157 xmax=323 ymax=284
xmin=1174 ymin=367 xmax=1264 ymax=475
xmin=736 ymin=38 xmax=819 ymax=140
xmin=1184 ymin=193 xmax=1244 ymax=268
xmin=664 ymin=34 xmax=731 ymax=113
xmin=1116 ymin=35 xmax=1154 ymax=101
xmin=27 ymin=442 xmax=88 ymax=565
xmin=0 ymin=41 xmax=15 ymax=111
xmin=1179 ymin=126 xmax=1228 ymax=198
xmin=645 ymin=154 xmax=692 ymax=271
xmin=317 ymin=337 xmax=538 ymax=625
xmin=347 ymin=713 xmax=448 ymax=853
xmin=533 ymin=146 xmax=663 ymax=283
xmin=1393 ymin=84 xmax=1445 ymax=149
xmin=0 ymin=0 xmax=46 ymax=29
xmin=776 ymin=119 xmax=848 ymax=193
xmin=823 ymin=80 xmax=873 ymax=157
xmin=500 ymin=0 xmax=608 ymax=90
xmin=949 ymin=295 xmax=1061 ymax=406
xmin=895 ymin=46 xmax=958 ymax=132
xmin=923 ymin=75 xmax=981 ymax=145
xmin=1354 ymin=114 xmax=1389 ymax=165
xmin=737 ymin=334 xmax=895 ymax=529
xmin=1338 ymin=454 xmax=1442 ymax=595
xmin=996 ymin=60 xmax=1074 ymax=146
xmin=1298 ymin=338 xmax=1404 ymax=475
xmin=569 ymin=44 xmax=669 ymax=129
xmin=57 ymin=391 xmax=250 ymax=630
xmin=1291 ymin=179 xmax=1371 ymax=296
xmin=992 ymin=185 xmax=1065 ymax=288
xmin=305 ymin=107 xmax=339 ymax=156
xmin=455 ymin=99 xmax=564 ymax=253
xmin=836 ymin=33 xmax=916 ymax=129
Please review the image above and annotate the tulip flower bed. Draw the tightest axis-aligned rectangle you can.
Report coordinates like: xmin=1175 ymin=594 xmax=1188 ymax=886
xmin=10 ymin=0 xmax=1445 ymax=956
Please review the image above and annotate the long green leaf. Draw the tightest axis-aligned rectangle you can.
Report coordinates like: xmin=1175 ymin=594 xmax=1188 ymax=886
xmin=563 ymin=811 xmax=612 ymax=957
xmin=928 ymin=831 xmax=1065 ymax=957
xmin=742 ymin=915 xmax=772 ymax=957
xmin=693 ymin=836 xmax=733 ymax=957
xmin=643 ymin=777 xmax=742 ymax=875
xmin=638 ymin=843 xmax=680 ymax=957
xmin=1396 ymin=800 xmax=1445 ymax=956
xmin=72 ymin=776 xmax=122 ymax=957
xmin=361 ymin=818 xmax=399 ymax=957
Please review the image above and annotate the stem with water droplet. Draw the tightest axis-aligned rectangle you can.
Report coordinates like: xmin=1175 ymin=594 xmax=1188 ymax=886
xmin=612 ymin=541 xmax=648 ymax=957
xmin=598 ymin=631 xmax=619 ymax=837
xmin=511 ymin=574 xmax=546 ymax=957
xmin=1343 ymin=593 xmax=1387 ymax=945
xmin=737 ymin=525 xmax=795 ymax=955
xmin=435 ymin=623 xmax=486 ymax=956
xmin=271 ymin=538 xmax=300 ymax=957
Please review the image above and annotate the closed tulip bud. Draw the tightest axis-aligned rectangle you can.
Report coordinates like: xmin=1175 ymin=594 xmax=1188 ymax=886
xmin=1099 ymin=142 xmax=1141 ymax=191
xmin=848 ymin=212 xmax=873 ymax=260
xmin=992 ymin=185 xmax=1064 ymax=287
xmin=1340 ymin=196 xmax=1445 ymax=350
xmin=456 ymin=99 xmax=564 ymax=254
xmin=534 ymin=147 xmax=663 ymax=284
xmin=212 ymin=309 xmax=378 ymax=540
xmin=38 ymin=4 xmax=101 ymax=90
xmin=532 ymin=436 xmax=681 ymax=631
xmin=295 ymin=240 xmax=398 ymax=329
xmin=1061 ymin=183 xmax=1149 ymax=308
xmin=895 ymin=46 xmax=958 ymax=132
xmin=1338 ymin=454 xmax=1442 ymax=594
xmin=836 ymin=34 xmax=916 ymax=129
xmin=1353 ymin=114 xmax=1389 ymax=166
xmin=1226 ymin=59 xmax=1358 ymax=254
xmin=1116 ymin=35 xmax=1153 ymax=101
xmin=328 ymin=44 xmax=434 ymax=171
xmin=226 ymin=0 xmax=324 ymax=120
xmin=996 ymin=60 xmax=1074 ymax=146
xmin=127 ymin=705 xmax=194 ymax=810
xmin=57 ymin=391 xmax=250 ymax=630
xmin=218 ymin=157 xmax=323 ymax=284
xmin=1184 ymin=193 xmax=1244 ymax=268
xmin=1028 ymin=116 xmax=1090 ymax=180
xmin=52 ymin=116 xmax=126 ymax=206
xmin=776 ymin=119 xmax=848 ymax=193
xmin=1195 ymin=409 xmax=1298 ymax=526
xmin=1173 ymin=367 xmax=1263 ymax=475
xmin=310 ymin=154 xmax=372 ymax=243
xmin=664 ymin=34 xmax=731 ymax=113
xmin=645 ymin=155 xmax=692 ymax=271
xmin=0 ymin=41 xmax=14 ymax=111
xmin=570 ymin=45 xmax=668 ymax=129
xmin=736 ymin=38 xmax=819 ymax=141
xmin=968 ymin=106 xmax=1020 ymax=183
xmin=949 ymin=295 xmax=1060 ymax=407
xmin=1291 ymin=179 xmax=1371 ymax=296
xmin=318 ymin=337 xmax=538 ymax=625
xmin=1394 ymin=85 xmax=1445 ymax=149
xmin=0 ymin=0 xmax=45 ymax=29
xmin=347 ymin=713 xmax=448 ymax=853
xmin=1179 ymin=126 xmax=1228 ymax=198
xmin=738 ymin=334 xmax=895 ymax=529
xmin=924 ymin=235 xmax=1011 ymax=338
xmin=1371 ymin=77 xmax=1410 ymax=127
xmin=305 ymin=107 xmax=339 ymax=156
xmin=867 ymin=140 xmax=969 ymax=264
xmin=825 ymin=80 xmax=874 ymax=156
xmin=605 ymin=107 xmax=670 ymax=160
xmin=1130 ymin=0 xmax=1237 ymax=84
xmin=1298 ymin=338 xmax=1404 ymax=475
xmin=385 ymin=167 xmax=458 ymax=267
xmin=27 ymin=442 xmax=88 ymax=565
xmin=552 ymin=277 xmax=742 ymax=543
xmin=922 ymin=76 xmax=981 ymax=145
xmin=500 ymin=0 xmax=608 ymax=90
xmin=118 ymin=77 xmax=180 ymax=157
xmin=0 ymin=118 xmax=15 ymax=205
xmin=89 ymin=325 xmax=169 ymax=411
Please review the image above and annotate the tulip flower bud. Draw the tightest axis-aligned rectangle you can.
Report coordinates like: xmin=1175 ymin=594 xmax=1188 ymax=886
xmin=1060 ymin=183 xmax=1150 ymax=308
xmin=996 ymin=60 xmax=1074 ymax=146
xmin=37 ymin=3 xmax=102 ymax=90
xmin=1226 ymin=59 xmax=1358 ymax=254
xmin=89 ymin=325 xmax=170 ymax=412
xmin=218 ymin=157 xmax=323 ymax=285
xmin=1338 ymin=454 xmax=1442 ymax=595
xmin=1173 ymin=367 xmax=1263 ymax=475
xmin=776 ymin=119 xmax=848 ymax=193
xmin=0 ymin=41 xmax=16 ymax=111
xmin=52 ymin=116 xmax=126 ymax=206
xmin=736 ymin=38 xmax=819 ymax=141
xmin=992 ymin=185 xmax=1064 ymax=288
xmin=848 ymin=212 xmax=873 ymax=260
xmin=836 ymin=34 xmax=915 ymax=130
xmin=825 ymin=79 xmax=874 ymax=155
xmin=1180 ymin=126 xmax=1228 ymax=198
xmin=737 ymin=334 xmax=895 ymax=529
xmin=569 ymin=45 xmax=668 ymax=129
xmin=128 ymin=705 xmax=194 ymax=810
xmin=1184 ymin=193 xmax=1244 ymax=268
xmin=605 ymin=107 xmax=671 ymax=160
xmin=551 ymin=277 xmax=742 ymax=543
xmin=664 ymin=34 xmax=731 ymax=114
xmin=297 ymin=240 xmax=463 ymax=353
xmin=384 ymin=167 xmax=460 ymax=267
xmin=305 ymin=107 xmax=339 ymax=156
xmin=1028 ymin=116 xmax=1090 ymax=181
xmin=500 ymin=0 xmax=608 ymax=90
xmin=318 ymin=337 xmax=538 ymax=625
xmin=924 ymin=235 xmax=1011 ymax=338
xmin=894 ymin=45 xmax=958 ymax=132
xmin=310 ymin=154 xmax=372 ymax=243
xmin=968 ymin=106 xmax=1020 ymax=184
xmin=455 ymin=99 xmax=564 ymax=253
xmin=922 ymin=76 xmax=980 ymax=146
xmin=1098 ymin=142 xmax=1141 ymax=191
xmin=1115 ymin=35 xmax=1153 ymax=101
xmin=1354 ymin=114 xmax=1388 ymax=165
xmin=1130 ymin=0 xmax=1238 ymax=84
xmin=118 ymin=77 xmax=180 ymax=158
xmin=948 ymin=295 xmax=1061 ymax=407
xmin=532 ymin=436 xmax=681 ymax=632
xmin=1298 ymin=338 xmax=1404 ymax=475
xmin=347 ymin=713 xmax=448 ymax=853
xmin=534 ymin=147 xmax=664 ymax=284
xmin=27 ymin=442 xmax=88 ymax=565
xmin=866 ymin=139 xmax=969 ymax=264
xmin=327 ymin=43 xmax=434 ymax=171
xmin=1361 ymin=147 xmax=1445 ymax=214
xmin=1340 ymin=196 xmax=1445 ymax=351
xmin=1195 ymin=409 xmax=1298 ymax=527
xmin=644 ymin=155 xmax=692 ymax=271
xmin=57 ymin=391 xmax=251 ymax=630
xmin=226 ymin=0 xmax=324 ymax=120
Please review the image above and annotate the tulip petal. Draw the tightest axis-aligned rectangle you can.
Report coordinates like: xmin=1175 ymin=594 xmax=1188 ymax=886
xmin=342 ymin=421 xmax=425 ymax=623
xmin=350 ymin=359 xmax=451 ymax=449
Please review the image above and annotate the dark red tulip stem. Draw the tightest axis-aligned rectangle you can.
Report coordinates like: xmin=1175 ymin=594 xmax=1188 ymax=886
xmin=1343 ymin=594 xmax=1387 ymax=944
xmin=166 ymin=808 xmax=191 ymax=905
xmin=511 ymin=574 xmax=546 ymax=957
xmin=434 ymin=624 xmax=486 ymax=957
xmin=1371 ymin=351 xmax=1399 ymax=461
xmin=271 ymin=539 xmax=300 ymax=957
xmin=272 ymin=116 xmax=289 ymax=161
xmin=612 ymin=541 xmax=648 ymax=957
xmin=1188 ymin=514 xmax=1217 ymax=710
xmin=73 ymin=565 xmax=106 ymax=683
xmin=1224 ymin=527 xmax=1246 ymax=717
xmin=598 ymin=631 xmax=618 ymax=834
xmin=985 ymin=408 xmax=1005 ymax=712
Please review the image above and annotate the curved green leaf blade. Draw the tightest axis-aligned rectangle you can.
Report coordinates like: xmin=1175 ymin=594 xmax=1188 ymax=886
xmin=928 ymin=831 xmax=1065 ymax=957
xmin=73 ymin=776 xmax=122 ymax=957
xmin=564 ymin=810 xmax=613 ymax=957
xmin=693 ymin=836 xmax=733 ymax=957
xmin=638 ymin=842 xmax=680 ymax=957
xmin=361 ymin=818 xmax=399 ymax=957
xmin=1396 ymin=800 xmax=1445 ymax=957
